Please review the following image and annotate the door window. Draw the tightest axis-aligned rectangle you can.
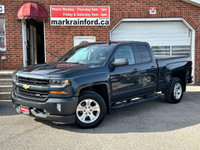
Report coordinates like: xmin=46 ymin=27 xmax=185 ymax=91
xmin=0 ymin=18 xmax=6 ymax=51
xmin=114 ymin=45 xmax=135 ymax=65
xmin=135 ymin=44 xmax=151 ymax=63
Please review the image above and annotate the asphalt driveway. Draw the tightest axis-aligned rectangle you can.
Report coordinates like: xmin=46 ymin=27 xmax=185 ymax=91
xmin=0 ymin=86 xmax=200 ymax=150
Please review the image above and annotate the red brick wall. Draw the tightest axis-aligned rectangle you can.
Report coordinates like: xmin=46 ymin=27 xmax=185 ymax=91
xmin=0 ymin=0 xmax=200 ymax=83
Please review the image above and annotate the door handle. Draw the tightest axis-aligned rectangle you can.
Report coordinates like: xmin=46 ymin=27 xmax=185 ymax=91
xmin=133 ymin=68 xmax=139 ymax=73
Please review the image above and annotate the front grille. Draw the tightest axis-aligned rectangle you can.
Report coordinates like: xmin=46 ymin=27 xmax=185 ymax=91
xmin=17 ymin=87 xmax=49 ymax=101
xmin=17 ymin=76 xmax=49 ymax=86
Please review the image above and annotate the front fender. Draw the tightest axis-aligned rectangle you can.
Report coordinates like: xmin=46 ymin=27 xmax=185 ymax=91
xmin=71 ymin=72 xmax=112 ymax=113
xmin=72 ymin=72 xmax=110 ymax=97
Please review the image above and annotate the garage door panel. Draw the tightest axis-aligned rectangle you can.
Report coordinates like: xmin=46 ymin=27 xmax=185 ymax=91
xmin=112 ymin=36 xmax=190 ymax=46
xmin=111 ymin=22 xmax=191 ymax=47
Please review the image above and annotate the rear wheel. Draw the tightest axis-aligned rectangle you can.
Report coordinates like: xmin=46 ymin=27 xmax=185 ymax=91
xmin=165 ymin=78 xmax=183 ymax=103
xmin=75 ymin=91 xmax=106 ymax=128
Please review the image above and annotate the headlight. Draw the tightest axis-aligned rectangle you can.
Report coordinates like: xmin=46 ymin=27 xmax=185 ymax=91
xmin=12 ymin=75 xmax=17 ymax=82
xmin=50 ymin=79 xmax=69 ymax=87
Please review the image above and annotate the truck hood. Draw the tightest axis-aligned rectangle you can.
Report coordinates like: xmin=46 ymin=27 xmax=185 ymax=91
xmin=17 ymin=62 xmax=91 ymax=76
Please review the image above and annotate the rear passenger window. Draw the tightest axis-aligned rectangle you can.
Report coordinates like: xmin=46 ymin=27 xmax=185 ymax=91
xmin=135 ymin=44 xmax=151 ymax=63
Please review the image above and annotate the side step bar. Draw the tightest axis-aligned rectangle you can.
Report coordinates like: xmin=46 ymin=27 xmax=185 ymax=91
xmin=111 ymin=94 xmax=159 ymax=109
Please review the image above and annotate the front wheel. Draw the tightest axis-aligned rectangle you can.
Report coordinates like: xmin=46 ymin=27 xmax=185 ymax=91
xmin=75 ymin=91 xmax=106 ymax=128
xmin=165 ymin=78 xmax=184 ymax=103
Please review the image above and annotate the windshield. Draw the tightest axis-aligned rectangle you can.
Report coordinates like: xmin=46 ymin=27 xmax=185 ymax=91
xmin=60 ymin=44 xmax=115 ymax=65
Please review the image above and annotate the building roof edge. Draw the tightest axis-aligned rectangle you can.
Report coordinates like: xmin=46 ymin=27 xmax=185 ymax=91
xmin=181 ymin=0 xmax=200 ymax=7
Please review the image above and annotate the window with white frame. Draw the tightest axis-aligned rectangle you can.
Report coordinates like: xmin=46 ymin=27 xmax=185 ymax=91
xmin=151 ymin=46 xmax=170 ymax=55
xmin=152 ymin=45 xmax=191 ymax=57
xmin=0 ymin=18 xmax=6 ymax=51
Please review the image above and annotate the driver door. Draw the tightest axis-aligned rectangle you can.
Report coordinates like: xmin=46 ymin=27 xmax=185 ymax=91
xmin=110 ymin=44 xmax=139 ymax=101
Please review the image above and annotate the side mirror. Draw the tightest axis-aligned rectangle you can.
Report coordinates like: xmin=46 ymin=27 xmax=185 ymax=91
xmin=111 ymin=58 xmax=129 ymax=67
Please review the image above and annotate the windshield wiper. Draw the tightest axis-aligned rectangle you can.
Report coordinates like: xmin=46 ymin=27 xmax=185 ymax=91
xmin=66 ymin=61 xmax=80 ymax=64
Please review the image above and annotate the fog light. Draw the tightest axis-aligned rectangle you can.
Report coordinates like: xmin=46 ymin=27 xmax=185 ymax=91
xmin=57 ymin=104 xmax=61 ymax=112
xmin=15 ymin=106 xmax=22 ymax=113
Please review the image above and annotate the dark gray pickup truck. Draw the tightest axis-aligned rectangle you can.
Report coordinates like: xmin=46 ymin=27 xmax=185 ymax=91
xmin=11 ymin=41 xmax=192 ymax=128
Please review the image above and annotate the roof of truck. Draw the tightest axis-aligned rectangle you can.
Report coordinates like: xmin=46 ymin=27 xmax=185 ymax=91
xmin=75 ymin=41 xmax=148 ymax=47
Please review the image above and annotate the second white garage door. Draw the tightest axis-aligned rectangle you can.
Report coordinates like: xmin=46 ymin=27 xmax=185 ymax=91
xmin=111 ymin=21 xmax=192 ymax=56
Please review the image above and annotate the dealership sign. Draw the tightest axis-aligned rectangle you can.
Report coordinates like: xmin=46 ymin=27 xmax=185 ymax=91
xmin=149 ymin=7 xmax=156 ymax=14
xmin=50 ymin=6 xmax=110 ymax=26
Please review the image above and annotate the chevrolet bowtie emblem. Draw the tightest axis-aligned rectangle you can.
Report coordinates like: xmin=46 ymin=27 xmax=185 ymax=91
xmin=23 ymin=84 xmax=30 ymax=89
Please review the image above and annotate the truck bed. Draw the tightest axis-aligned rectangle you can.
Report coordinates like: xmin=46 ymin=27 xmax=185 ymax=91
xmin=155 ymin=55 xmax=190 ymax=66
xmin=155 ymin=55 xmax=189 ymax=60
xmin=155 ymin=55 xmax=191 ymax=92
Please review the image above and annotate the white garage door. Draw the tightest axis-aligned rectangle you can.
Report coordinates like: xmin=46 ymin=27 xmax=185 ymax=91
xmin=111 ymin=21 xmax=192 ymax=56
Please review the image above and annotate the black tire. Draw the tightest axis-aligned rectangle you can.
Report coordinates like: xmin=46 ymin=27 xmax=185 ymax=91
xmin=165 ymin=78 xmax=184 ymax=103
xmin=75 ymin=91 xmax=106 ymax=128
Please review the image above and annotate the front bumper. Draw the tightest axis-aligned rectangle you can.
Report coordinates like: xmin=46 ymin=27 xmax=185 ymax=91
xmin=11 ymin=91 xmax=78 ymax=124
xmin=187 ymin=76 xmax=193 ymax=84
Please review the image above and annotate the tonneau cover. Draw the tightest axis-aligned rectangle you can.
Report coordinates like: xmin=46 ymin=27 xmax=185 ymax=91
xmin=155 ymin=55 xmax=189 ymax=60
